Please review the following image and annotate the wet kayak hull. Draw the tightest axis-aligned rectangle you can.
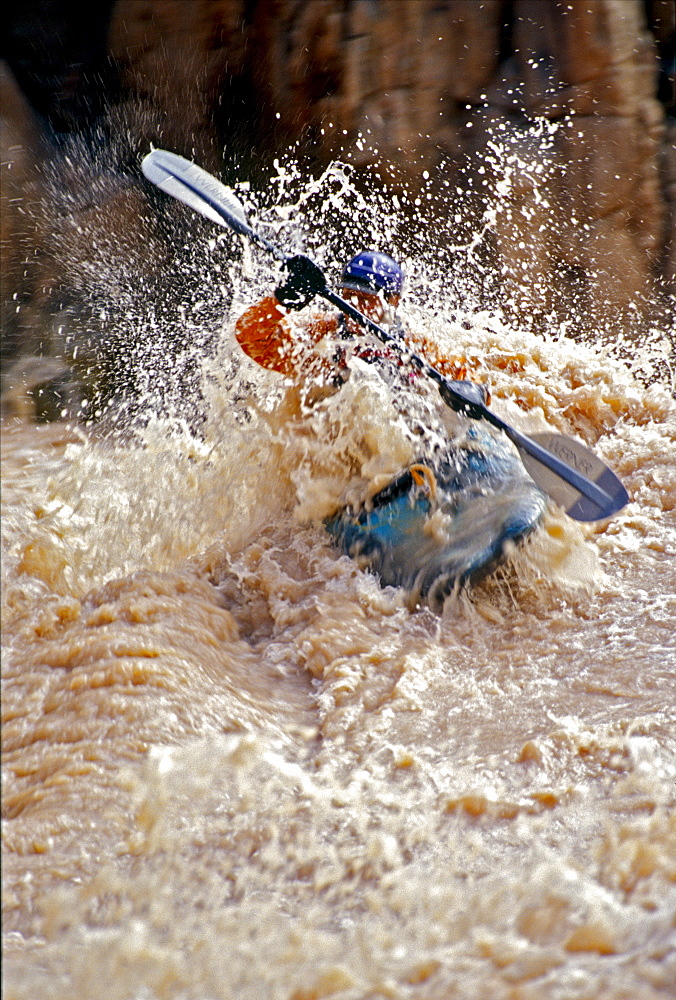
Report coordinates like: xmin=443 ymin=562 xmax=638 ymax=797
xmin=325 ymin=431 xmax=547 ymax=609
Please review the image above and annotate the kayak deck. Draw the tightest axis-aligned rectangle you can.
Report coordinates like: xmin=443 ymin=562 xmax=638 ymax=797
xmin=325 ymin=429 xmax=547 ymax=609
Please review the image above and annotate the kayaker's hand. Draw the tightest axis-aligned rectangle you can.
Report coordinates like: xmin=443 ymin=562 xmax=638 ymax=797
xmin=438 ymin=379 xmax=490 ymax=419
xmin=275 ymin=254 xmax=327 ymax=310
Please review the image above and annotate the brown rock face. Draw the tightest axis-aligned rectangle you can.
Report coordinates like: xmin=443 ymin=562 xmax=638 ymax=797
xmin=1 ymin=0 xmax=674 ymax=376
xmin=661 ymin=119 xmax=676 ymax=286
xmin=106 ymin=0 xmax=673 ymax=319
xmin=0 ymin=61 xmax=46 ymax=362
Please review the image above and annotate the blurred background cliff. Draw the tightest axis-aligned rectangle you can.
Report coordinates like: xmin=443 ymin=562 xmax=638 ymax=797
xmin=1 ymin=0 xmax=674 ymax=420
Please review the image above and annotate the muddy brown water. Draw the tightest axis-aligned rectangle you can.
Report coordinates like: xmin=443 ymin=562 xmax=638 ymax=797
xmin=2 ymin=313 xmax=675 ymax=999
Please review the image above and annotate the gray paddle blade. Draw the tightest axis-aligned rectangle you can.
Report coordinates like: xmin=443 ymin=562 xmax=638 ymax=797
xmin=141 ymin=149 xmax=250 ymax=235
xmin=523 ymin=433 xmax=629 ymax=521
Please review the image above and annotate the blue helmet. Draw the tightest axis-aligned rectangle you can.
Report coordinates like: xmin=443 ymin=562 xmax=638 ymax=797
xmin=340 ymin=251 xmax=404 ymax=296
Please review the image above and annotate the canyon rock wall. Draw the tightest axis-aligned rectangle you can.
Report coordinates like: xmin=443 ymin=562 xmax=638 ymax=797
xmin=2 ymin=0 xmax=674 ymax=389
xmin=106 ymin=0 xmax=674 ymax=312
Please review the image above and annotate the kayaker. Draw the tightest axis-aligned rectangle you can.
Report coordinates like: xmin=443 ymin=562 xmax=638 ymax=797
xmin=235 ymin=250 xmax=486 ymax=397
xmin=234 ymin=251 xmax=544 ymax=607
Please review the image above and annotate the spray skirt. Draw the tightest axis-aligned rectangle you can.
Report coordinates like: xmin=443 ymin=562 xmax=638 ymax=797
xmin=325 ymin=430 xmax=547 ymax=608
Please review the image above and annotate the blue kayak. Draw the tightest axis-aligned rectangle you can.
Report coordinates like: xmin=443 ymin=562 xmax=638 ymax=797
xmin=325 ymin=428 xmax=547 ymax=609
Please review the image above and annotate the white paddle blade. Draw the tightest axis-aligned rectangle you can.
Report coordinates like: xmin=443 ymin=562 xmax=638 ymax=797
xmin=141 ymin=149 xmax=250 ymax=234
xmin=524 ymin=433 xmax=629 ymax=521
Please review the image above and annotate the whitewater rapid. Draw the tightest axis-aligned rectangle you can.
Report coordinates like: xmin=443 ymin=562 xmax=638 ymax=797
xmin=2 ymin=148 xmax=676 ymax=999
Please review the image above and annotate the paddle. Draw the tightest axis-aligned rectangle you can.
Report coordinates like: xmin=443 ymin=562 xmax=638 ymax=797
xmin=141 ymin=148 xmax=629 ymax=522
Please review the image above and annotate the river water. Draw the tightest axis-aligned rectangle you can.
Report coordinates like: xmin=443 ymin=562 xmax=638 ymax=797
xmin=2 ymin=150 xmax=676 ymax=999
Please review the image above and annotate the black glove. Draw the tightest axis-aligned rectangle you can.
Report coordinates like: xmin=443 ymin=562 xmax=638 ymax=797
xmin=274 ymin=254 xmax=327 ymax=310
xmin=438 ymin=379 xmax=489 ymax=419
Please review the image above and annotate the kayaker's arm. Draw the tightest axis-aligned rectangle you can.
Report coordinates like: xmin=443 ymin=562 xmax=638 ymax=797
xmin=351 ymin=326 xmax=489 ymax=399
xmin=235 ymin=296 xmax=338 ymax=378
xmin=404 ymin=331 xmax=471 ymax=384
xmin=235 ymin=255 xmax=337 ymax=377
